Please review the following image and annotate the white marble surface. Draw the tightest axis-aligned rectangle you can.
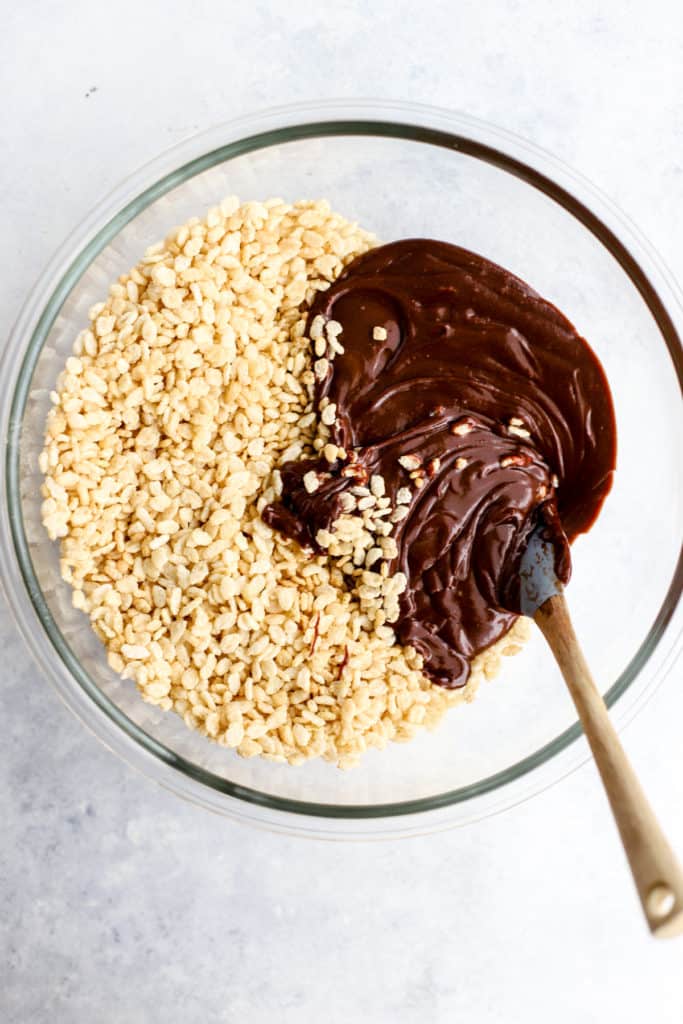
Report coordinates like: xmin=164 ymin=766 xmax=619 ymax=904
xmin=2 ymin=1 xmax=683 ymax=1020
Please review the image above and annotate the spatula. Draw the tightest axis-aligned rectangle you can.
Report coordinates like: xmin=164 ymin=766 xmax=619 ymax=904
xmin=519 ymin=526 xmax=683 ymax=938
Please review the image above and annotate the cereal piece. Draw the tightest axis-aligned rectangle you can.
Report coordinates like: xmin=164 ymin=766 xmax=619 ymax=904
xmin=508 ymin=423 xmax=531 ymax=439
xmin=309 ymin=315 xmax=326 ymax=341
xmin=325 ymin=320 xmax=343 ymax=338
xmin=370 ymin=474 xmax=385 ymax=498
xmin=450 ymin=418 xmax=474 ymax=436
xmin=303 ymin=471 xmax=320 ymax=493
xmin=121 ymin=644 xmax=149 ymax=661
xmin=339 ymin=492 xmax=356 ymax=512
xmin=398 ymin=454 xmax=421 ymax=471
xmin=500 ymin=454 xmax=529 ymax=468
xmin=320 ymin=403 xmax=336 ymax=426
xmin=314 ymin=358 xmax=329 ymax=380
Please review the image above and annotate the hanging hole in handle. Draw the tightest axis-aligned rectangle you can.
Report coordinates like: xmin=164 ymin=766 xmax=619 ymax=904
xmin=646 ymin=883 xmax=676 ymax=919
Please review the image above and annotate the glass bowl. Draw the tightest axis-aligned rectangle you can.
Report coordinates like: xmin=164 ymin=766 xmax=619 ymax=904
xmin=1 ymin=101 xmax=681 ymax=838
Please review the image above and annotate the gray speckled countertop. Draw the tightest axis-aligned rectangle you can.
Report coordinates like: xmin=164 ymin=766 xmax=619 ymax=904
xmin=2 ymin=2 xmax=683 ymax=1021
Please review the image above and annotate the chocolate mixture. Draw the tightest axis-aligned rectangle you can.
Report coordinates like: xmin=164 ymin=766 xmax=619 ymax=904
xmin=264 ymin=240 xmax=616 ymax=687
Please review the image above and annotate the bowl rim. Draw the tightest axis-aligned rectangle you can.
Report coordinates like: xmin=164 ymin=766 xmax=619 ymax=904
xmin=1 ymin=99 xmax=682 ymax=835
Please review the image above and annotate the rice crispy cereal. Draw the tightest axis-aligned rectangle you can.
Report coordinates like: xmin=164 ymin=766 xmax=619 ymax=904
xmin=40 ymin=198 xmax=528 ymax=768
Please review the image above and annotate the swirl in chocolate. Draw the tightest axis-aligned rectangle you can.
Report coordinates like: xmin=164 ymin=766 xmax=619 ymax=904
xmin=264 ymin=240 xmax=616 ymax=687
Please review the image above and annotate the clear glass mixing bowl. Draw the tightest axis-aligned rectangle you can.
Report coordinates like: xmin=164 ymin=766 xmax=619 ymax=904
xmin=1 ymin=101 xmax=681 ymax=837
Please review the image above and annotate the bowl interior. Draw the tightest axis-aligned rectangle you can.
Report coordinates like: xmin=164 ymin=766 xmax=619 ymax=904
xmin=12 ymin=127 xmax=683 ymax=812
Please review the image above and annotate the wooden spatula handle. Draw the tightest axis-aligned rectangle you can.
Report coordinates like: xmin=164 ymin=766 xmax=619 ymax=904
xmin=535 ymin=592 xmax=683 ymax=938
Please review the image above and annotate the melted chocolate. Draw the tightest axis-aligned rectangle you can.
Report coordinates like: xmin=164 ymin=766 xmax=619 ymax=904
xmin=264 ymin=240 xmax=616 ymax=687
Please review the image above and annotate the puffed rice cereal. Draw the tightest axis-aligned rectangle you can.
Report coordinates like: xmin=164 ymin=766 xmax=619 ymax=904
xmin=40 ymin=198 xmax=528 ymax=768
